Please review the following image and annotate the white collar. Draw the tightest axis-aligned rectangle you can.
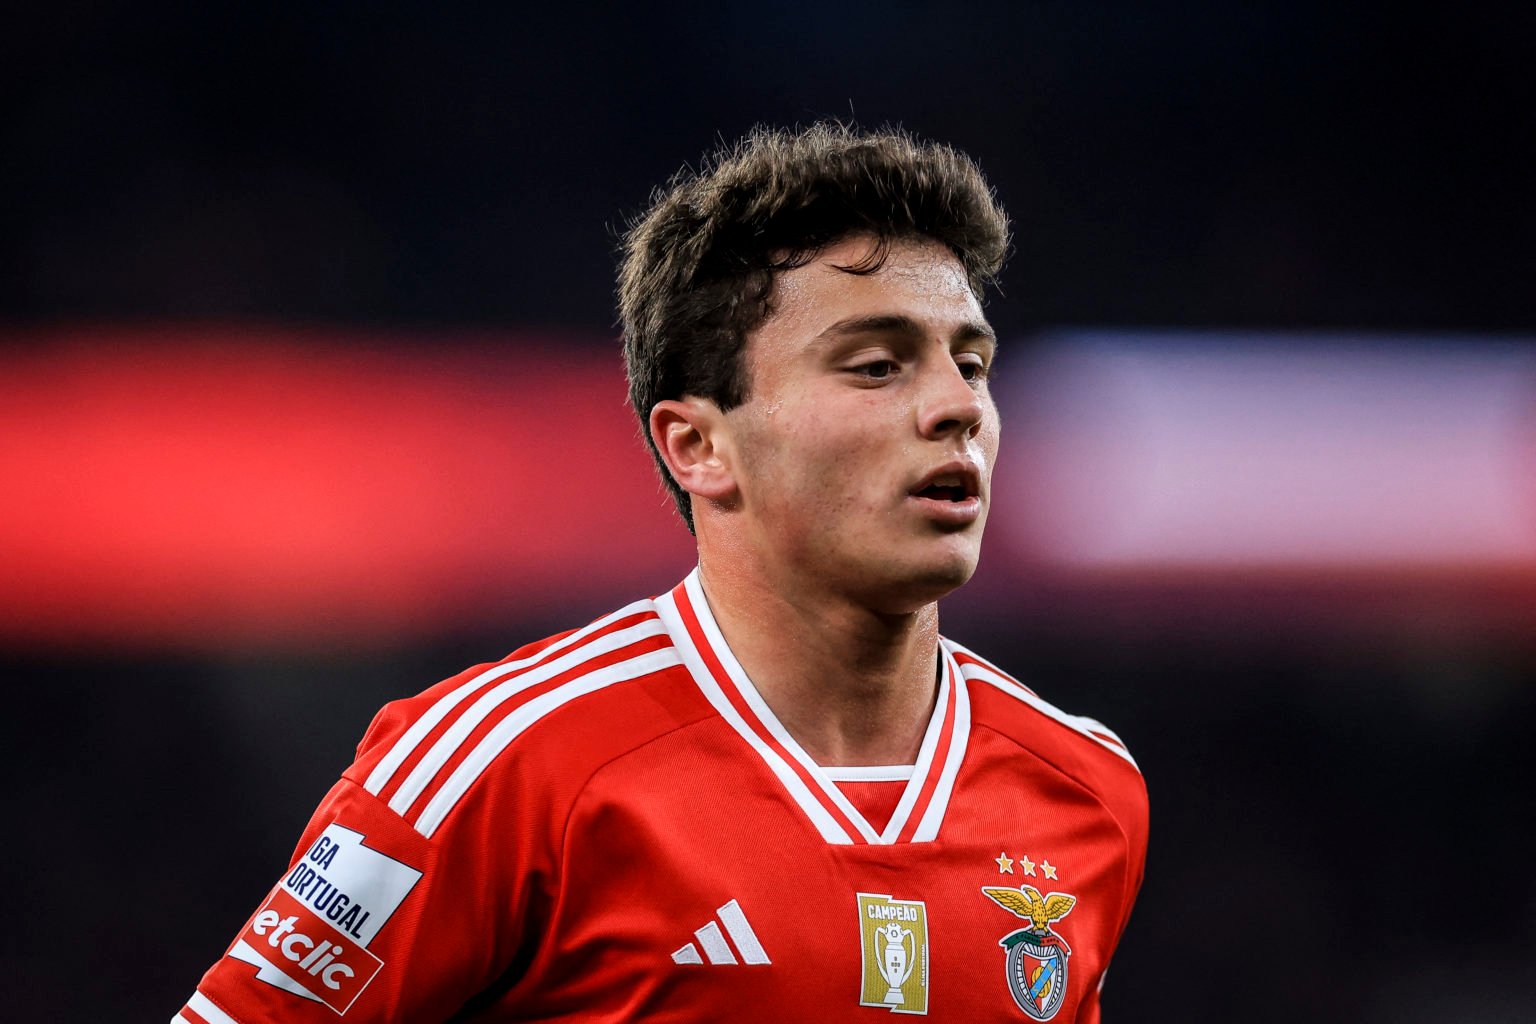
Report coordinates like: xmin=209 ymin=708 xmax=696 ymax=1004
xmin=653 ymin=568 xmax=971 ymax=845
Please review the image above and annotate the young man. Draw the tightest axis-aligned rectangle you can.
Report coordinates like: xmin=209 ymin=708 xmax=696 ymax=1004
xmin=175 ymin=124 xmax=1147 ymax=1023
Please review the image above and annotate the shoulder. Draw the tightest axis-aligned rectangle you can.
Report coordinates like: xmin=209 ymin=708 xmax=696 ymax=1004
xmin=944 ymin=636 xmax=1148 ymax=834
xmin=343 ymin=596 xmax=712 ymax=841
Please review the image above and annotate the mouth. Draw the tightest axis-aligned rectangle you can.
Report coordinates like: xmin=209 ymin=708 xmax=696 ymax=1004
xmin=910 ymin=464 xmax=981 ymax=502
xmin=908 ymin=463 xmax=984 ymax=525
xmin=913 ymin=482 xmax=973 ymax=502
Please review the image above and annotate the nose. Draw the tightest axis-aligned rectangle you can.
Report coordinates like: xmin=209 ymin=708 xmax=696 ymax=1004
xmin=916 ymin=360 xmax=987 ymax=441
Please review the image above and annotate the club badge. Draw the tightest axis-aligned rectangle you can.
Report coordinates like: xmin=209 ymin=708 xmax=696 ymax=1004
xmin=981 ymin=884 xmax=1077 ymax=1020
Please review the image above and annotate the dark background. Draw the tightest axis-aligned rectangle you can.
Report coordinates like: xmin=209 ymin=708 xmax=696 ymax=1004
xmin=4 ymin=3 xmax=1534 ymax=1021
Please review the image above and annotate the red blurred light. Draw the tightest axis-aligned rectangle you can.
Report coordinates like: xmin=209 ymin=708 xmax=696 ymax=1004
xmin=0 ymin=325 xmax=694 ymax=648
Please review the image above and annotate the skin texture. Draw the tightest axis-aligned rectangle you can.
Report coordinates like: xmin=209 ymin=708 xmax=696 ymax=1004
xmin=649 ymin=235 xmax=1000 ymax=765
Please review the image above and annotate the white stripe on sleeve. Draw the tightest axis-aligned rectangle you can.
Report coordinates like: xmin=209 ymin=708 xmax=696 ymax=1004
xmin=414 ymin=647 xmax=680 ymax=837
xmin=187 ymin=991 xmax=241 ymax=1024
xmin=389 ymin=618 xmax=666 ymax=817
xmin=364 ymin=599 xmax=655 ymax=795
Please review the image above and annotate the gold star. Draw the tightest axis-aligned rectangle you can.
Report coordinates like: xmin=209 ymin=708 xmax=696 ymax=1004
xmin=1041 ymin=860 xmax=1057 ymax=880
xmin=994 ymin=852 xmax=1014 ymax=874
xmin=1018 ymin=854 xmax=1036 ymax=876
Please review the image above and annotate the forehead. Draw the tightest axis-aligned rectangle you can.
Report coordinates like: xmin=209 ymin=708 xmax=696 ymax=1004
xmin=760 ymin=235 xmax=985 ymax=340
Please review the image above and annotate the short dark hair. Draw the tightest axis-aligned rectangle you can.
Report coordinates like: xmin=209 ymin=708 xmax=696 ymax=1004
xmin=617 ymin=122 xmax=1010 ymax=531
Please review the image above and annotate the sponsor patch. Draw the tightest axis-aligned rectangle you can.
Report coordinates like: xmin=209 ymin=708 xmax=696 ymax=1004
xmin=229 ymin=824 xmax=422 ymax=1014
xmin=856 ymin=892 xmax=929 ymax=1015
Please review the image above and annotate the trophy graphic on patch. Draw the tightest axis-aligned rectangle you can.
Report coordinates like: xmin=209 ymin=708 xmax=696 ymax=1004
xmin=856 ymin=892 xmax=930 ymax=1013
xmin=876 ymin=922 xmax=916 ymax=1004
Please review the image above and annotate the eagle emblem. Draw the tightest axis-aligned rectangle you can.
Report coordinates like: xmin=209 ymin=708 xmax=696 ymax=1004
xmin=981 ymin=885 xmax=1078 ymax=1020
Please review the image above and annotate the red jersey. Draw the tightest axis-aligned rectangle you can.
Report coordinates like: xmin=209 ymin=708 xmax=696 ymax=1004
xmin=175 ymin=570 xmax=1147 ymax=1023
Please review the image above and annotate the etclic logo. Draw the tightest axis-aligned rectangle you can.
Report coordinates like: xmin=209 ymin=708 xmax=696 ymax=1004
xmin=238 ymin=887 xmax=384 ymax=1013
xmin=227 ymin=824 xmax=421 ymax=1015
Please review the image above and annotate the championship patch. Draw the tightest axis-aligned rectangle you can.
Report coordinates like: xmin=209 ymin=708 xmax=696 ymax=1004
xmin=229 ymin=824 xmax=422 ymax=1015
xmin=856 ymin=892 xmax=929 ymax=1015
xmin=981 ymin=884 xmax=1077 ymax=1021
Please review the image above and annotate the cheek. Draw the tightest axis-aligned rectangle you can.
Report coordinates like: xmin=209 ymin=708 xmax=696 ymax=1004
xmin=977 ymin=404 xmax=1002 ymax=473
xmin=801 ymin=404 xmax=899 ymax=491
xmin=745 ymin=407 xmax=893 ymax=517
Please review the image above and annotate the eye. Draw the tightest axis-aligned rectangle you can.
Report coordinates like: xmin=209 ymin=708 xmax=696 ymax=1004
xmin=957 ymin=358 xmax=991 ymax=383
xmin=853 ymin=359 xmax=899 ymax=380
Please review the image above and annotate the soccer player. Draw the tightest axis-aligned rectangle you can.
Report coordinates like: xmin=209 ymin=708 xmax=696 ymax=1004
xmin=174 ymin=124 xmax=1148 ymax=1023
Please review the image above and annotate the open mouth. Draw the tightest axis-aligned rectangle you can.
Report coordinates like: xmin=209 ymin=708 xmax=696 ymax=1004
xmin=910 ymin=464 xmax=981 ymax=504
xmin=915 ymin=483 xmax=972 ymax=503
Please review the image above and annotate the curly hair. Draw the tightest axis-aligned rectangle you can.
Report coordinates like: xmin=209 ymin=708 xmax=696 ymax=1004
xmin=617 ymin=122 xmax=1010 ymax=531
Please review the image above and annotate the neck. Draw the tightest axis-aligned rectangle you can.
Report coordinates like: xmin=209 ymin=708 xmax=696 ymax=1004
xmin=696 ymin=552 xmax=941 ymax=767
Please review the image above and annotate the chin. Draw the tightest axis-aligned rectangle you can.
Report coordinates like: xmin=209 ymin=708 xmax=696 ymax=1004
xmin=915 ymin=559 xmax=979 ymax=600
xmin=861 ymin=548 xmax=981 ymax=614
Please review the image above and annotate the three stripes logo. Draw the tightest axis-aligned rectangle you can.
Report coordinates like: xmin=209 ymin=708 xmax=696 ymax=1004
xmin=670 ymin=899 xmax=771 ymax=966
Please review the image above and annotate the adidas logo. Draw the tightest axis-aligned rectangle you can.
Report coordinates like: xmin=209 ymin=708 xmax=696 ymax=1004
xmin=670 ymin=899 xmax=772 ymax=966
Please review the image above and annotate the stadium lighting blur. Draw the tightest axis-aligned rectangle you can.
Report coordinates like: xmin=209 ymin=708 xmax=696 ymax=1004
xmin=998 ymin=331 xmax=1536 ymax=571
xmin=2 ymin=326 xmax=1533 ymax=649
xmin=0 ymin=326 xmax=695 ymax=649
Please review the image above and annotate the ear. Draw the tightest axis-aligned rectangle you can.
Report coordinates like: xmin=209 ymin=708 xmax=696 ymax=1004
xmin=649 ymin=397 xmax=738 ymax=503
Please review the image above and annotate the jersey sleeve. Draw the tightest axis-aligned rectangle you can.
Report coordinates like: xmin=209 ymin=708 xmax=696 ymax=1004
xmin=172 ymin=706 xmax=557 ymax=1024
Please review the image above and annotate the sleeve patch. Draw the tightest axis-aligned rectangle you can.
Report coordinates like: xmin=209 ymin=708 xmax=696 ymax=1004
xmin=226 ymin=824 xmax=422 ymax=1014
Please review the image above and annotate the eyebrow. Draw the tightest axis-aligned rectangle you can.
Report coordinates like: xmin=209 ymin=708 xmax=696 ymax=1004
xmin=815 ymin=313 xmax=998 ymax=348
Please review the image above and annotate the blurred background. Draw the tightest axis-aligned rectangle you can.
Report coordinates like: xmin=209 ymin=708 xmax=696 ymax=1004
xmin=4 ymin=3 xmax=1534 ymax=1020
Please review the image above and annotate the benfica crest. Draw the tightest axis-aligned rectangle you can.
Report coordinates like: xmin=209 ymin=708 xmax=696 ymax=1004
xmin=981 ymin=885 xmax=1077 ymax=1020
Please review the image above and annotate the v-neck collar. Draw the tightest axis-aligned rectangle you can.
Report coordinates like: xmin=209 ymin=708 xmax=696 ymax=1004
xmin=653 ymin=568 xmax=971 ymax=845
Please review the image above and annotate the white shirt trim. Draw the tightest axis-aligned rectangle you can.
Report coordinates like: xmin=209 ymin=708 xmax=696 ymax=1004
xmin=823 ymin=765 xmax=915 ymax=782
